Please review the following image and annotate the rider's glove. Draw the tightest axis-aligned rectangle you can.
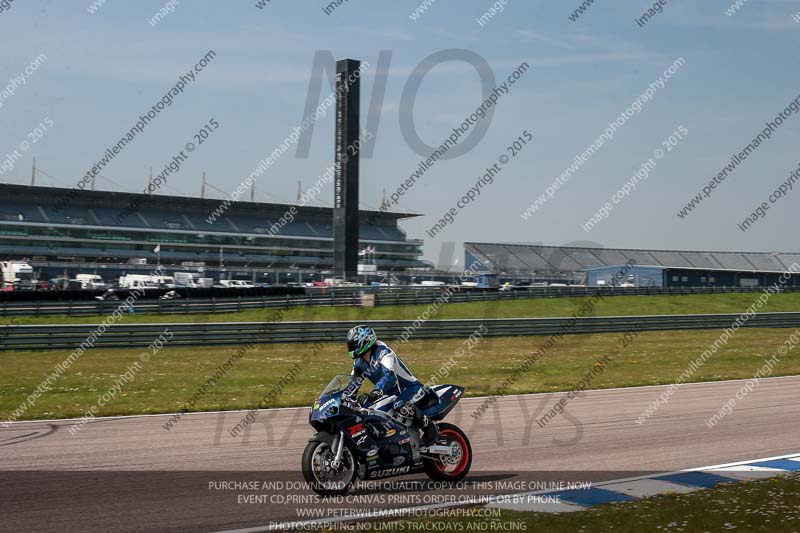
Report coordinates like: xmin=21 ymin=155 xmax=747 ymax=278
xmin=367 ymin=389 xmax=384 ymax=403
xmin=341 ymin=392 xmax=357 ymax=406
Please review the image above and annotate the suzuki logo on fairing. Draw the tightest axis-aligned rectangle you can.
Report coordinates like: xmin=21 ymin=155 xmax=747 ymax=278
xmin=368 ymin=466 xmax=411 ymax=479
xmin=348 ymin=423 xmax=365 ymax=436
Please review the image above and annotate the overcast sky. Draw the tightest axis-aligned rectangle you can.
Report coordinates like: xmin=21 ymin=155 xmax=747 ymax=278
xmin=1 ymin=0 xmax=799 ymax=265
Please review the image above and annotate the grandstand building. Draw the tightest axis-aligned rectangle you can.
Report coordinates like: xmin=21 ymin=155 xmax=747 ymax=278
xmin=465 ymin=242 xmax=800 ymax=287
xmin=0 ymin=183 xmax=427 ymax=283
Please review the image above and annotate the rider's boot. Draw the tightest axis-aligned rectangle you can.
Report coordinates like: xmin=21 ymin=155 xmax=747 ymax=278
xmin=414 ymin=406 xmax=438 ymax=446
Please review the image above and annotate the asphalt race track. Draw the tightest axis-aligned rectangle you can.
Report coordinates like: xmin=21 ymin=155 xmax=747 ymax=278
xmin=3 ymin=376 xmax=799 ymax=532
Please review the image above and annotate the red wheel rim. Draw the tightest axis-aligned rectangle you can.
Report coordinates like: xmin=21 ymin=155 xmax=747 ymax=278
xmin=434 ymin=429 xmax=470 ymax=476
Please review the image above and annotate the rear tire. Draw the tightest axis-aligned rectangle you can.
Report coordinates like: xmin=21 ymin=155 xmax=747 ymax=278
xmin=422 ymin=422 xmax=472 ymax=482
xmin=301 ymin=438 xmax=357 ymax=496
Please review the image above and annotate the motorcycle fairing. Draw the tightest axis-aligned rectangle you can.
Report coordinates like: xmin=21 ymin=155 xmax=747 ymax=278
xmin=352 ymin=410 xmax=416 ymax=472
xmin=423 ymin=385 xmax=465 ymax=420
xmin=307 ymin=388 xmax=418 ymax=474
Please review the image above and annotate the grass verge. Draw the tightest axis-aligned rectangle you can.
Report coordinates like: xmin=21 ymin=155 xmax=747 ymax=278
xmin=382 ymin=473 xmax=800 ymax=532
xmin=10 ymin=291 xmax=800 ymax=325
xmin=1 ymin=327 xmax=798 ymax=421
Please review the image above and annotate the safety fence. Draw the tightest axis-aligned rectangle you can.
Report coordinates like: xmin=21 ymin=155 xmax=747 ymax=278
xmin=4 ymin=312 xmax=799 ymax=351
xmin=1 ymin=285 xmax=798 ymax=317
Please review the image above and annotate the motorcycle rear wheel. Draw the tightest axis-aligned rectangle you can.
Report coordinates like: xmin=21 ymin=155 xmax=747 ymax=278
xmin=422 ymin=422 xmax=472 ymax=482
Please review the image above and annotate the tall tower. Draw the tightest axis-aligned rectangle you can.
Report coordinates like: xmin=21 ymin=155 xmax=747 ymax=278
xmin=333 ymin=58 xmax=361 ymax=281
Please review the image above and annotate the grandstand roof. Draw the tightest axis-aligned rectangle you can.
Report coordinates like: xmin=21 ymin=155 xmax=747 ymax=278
xmin=465 ymin=242 xmax=800 ymax=274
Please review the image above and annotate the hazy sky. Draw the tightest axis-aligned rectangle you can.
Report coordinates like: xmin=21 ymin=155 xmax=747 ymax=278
xmin=1 ymin=0 xmax=799 ymax=264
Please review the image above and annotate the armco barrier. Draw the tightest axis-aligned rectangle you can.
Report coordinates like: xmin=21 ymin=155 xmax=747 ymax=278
xmin=3 ymin=312 xmax=800 ymax=351
xmin=0 ymin=286 xmax=305 ymax=302
xmin=1 ymin=285 xmax=798 ymax=317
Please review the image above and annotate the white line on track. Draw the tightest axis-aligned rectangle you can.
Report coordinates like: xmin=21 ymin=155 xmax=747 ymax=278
xmin=211 ymin=451 xmax=800 ymax=532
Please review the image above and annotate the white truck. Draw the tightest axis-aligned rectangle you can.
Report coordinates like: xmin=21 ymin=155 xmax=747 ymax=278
xmin=174 ymin=272 xmax=201 ymax=288
xmin=152 ymin=275 xmax=176 ymax=288
xmin=76 ymin=274 xmax=106 ymax=290
xmin=118 ymin=274 xmax=158 ymax=290
xmin=0 ymin=261 xmax=35 ymax=290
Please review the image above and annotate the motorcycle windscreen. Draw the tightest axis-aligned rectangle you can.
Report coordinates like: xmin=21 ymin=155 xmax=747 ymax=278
xmin=423 ymin=385 xmax=465 ymax=420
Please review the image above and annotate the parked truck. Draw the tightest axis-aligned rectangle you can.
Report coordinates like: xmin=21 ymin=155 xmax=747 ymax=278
xmin=174 ymin=272 xmax=201 ymax=288
xmin=152 ymin=275 xmax=176 ymax=288
xmin=75 ymin=274 xmax=106 ymax=290
xmin=0 ymin=261 xmax=35 ymax=290
xmin=118 ymin=274 xmax=158 ymax=290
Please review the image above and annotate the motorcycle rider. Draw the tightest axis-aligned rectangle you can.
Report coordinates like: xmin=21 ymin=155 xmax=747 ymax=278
xmin=342 ymin=325 xmax=439 ymax=445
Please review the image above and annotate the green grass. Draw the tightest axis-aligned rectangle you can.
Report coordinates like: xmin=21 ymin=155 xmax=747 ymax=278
xmin=10 ymin=291 xmax=800 ymax=325
xmin=2 ymin=327 xmax=799 ymax=421
xmin=384 ymin=473 xmax=800 ymax=532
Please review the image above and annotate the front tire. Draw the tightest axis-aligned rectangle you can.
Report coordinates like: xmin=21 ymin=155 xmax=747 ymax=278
xmin=301 ymin=437 xmax=357 ymax=496
xmin=423 ymin=422 xmax=472 ymax=482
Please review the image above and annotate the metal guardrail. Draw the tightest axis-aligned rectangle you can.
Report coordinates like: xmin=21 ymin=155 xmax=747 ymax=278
xmin=4 ymin=312 xmax=800 ymax=351
xmin=0 ymin=293 xmax=362 ymax=317
xmin=1 ymin=285 xmax=798 ymax=317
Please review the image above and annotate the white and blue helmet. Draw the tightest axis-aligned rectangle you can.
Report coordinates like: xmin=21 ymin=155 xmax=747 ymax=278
xmin=347 ymin=324 xmax=377 ymax=359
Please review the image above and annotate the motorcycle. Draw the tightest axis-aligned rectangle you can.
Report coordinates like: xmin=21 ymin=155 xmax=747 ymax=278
xmin=302 ymin=374 xmax=472 ymax=496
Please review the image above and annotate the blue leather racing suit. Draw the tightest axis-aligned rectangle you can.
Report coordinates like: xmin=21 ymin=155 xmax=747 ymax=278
xmin=344 ymin=340 xmax=426 ymax=414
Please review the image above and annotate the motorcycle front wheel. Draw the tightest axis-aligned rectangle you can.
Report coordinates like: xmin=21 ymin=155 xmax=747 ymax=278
xmin=301 ymin=437 xmax=357 ymax=496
